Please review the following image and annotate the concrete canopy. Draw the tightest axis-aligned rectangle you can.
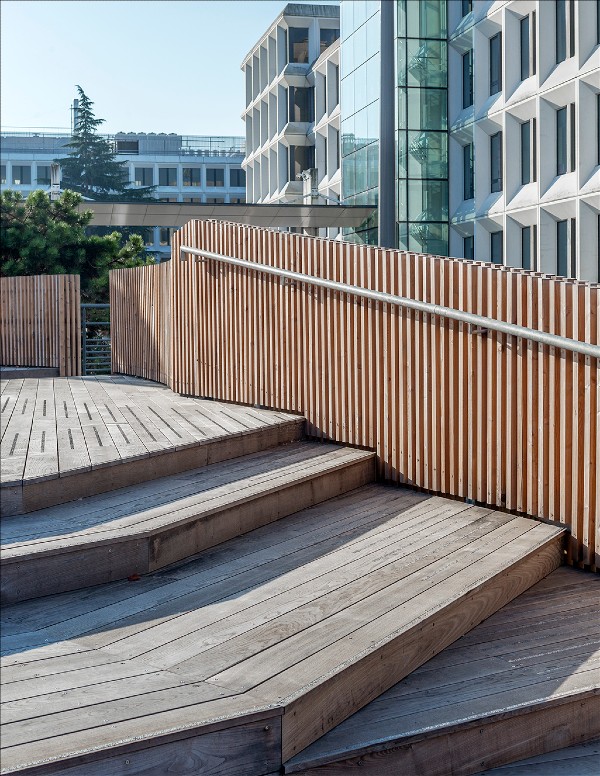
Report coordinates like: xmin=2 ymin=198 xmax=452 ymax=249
xmin=79 ymin=202 xmax=376 ymax=229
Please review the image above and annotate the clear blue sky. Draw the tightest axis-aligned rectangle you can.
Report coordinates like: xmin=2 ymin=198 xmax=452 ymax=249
xmin=1 ymin=0 xmax=339 ymax=137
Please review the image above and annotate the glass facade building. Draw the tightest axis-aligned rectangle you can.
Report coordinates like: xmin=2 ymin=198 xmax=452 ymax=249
xmin=396 ymin=0 xmax=448 ymax=255
xmin=340 ymin=0 xmax=448 ymax=253
xmin=340 ymin=1 xmax=380 ymax=244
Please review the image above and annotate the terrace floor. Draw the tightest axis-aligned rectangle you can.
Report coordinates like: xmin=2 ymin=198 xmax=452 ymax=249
xmin=0 ymin=375 xmax=301 ymax=515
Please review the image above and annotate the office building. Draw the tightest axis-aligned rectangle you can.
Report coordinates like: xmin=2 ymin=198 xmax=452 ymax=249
xmin=241 ymin=3 xmax=341 ymax=236
xmin=1 ymin=131 xmax=246 ymax=260
xmin=339 ymin=0 xmax=600 ymax=281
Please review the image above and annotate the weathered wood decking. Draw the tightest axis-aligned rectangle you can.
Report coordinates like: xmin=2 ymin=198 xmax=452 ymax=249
xmin=1 ymin=485 xmax=564 ymax=774
xmin=1 ymin=442 xmax=375 ymax=602
xmin=0 ymin=376 xmax=302 ymax=515
xmin=286 ymin=567 xmax=600 ymax=775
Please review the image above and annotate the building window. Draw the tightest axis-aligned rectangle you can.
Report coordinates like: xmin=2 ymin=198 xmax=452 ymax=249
xmin=556 ymin=219 xmax=576 ymax=277
xmin=556 ymin=0 xmax=575 ymax=63
xmin=334 ymin=65 xmax=340 ymax=108
xmin=230 ymin=168 xmax=246 ymax=187
xmin=206 ymin=197 xmax=225 ymax=204
xmin=0 ymin=165 xmax=6 ymax=184
xmin=521 ymin=120 xmax=531 ymax=185
xmin=598 ymin=94 xmax=600 ymax=165
xmin=462 ymin=50 xmax=473 ymax=109
xmin=520 ymin=16 xmax=530 ymax=81
xmin=183 ymin=168 xmax=201 ymax=187
xmin=159 ymin=197 xmax=178 ymax=202
xmin=36 ymin=165 xmax=51 ymax=185
xmin=522 ymin=226 xmax=531 ymax=270
xmin=557 ymin=219 xmax=568 ymax=276
xmin=134 ymin=167 xmax=153 ymax=186
xmin=183 ymin=197 xmax=202 ymax=203
xmin=158 ymin=168 xmax=177 ymax=186
xmin=136 ymin=227 xmax=155 ymax=247
xmin=159 ymin=228 xmax=172 ymax=246
xmin=490 ymin=132 xmax=502 ymax=193
xmin=115 ymin=140 xmax=139 ymax=154
xmin=288 ymin=86 xmax=314 ymax=122
xmin=461 ymin=0 xmax=472 ymax=17
xmin=570 ymin=102 xmax=576 ymax=172
xmin=230 ymin=197 xmax=246 ymax=204
xmin=288 ymin=27 xmax=309 ymax=63
xmin=489 ymin=33 xmax=502 ymax=95
xmin=463 ymin=143 xmax=474 ymax=200
xmin=289 ymin=145 xmax=315 ymax=179
xmin=206 ymin=168 xmax=225 ymax=187
xmin=12 ymin=165 xmax=31 ymax=185
xmin=320 ymin=28 xmax=339 ymax=55
xmin=464 ymin=235 xmax=474 ymax=260
xmin=556 ymin=106 xmax=567 ymax=175
xmin=490 ymin=231 xmax=503 ymax=264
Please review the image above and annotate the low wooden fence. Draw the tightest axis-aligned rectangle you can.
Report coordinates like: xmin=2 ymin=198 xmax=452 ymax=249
xmin=110 ymin=220 xmax=599 ymax=570
xmin=0 ymin=274 xmax=81 ymax=376
xmin=110 ymin=261 xmax=172 ymax=385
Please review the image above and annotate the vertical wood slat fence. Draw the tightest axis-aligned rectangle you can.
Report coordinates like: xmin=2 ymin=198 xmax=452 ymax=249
xmin=0 ymin=274 xmax=81 ymax=377
xmin=110 ymin=261 xmax=172 ymax=386
xmin=110 ymin=220 xmax=599 ymax=570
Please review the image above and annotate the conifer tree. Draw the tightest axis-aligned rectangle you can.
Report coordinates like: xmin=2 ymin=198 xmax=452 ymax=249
xmin=58 ymin=86 xmax=154 ymax=201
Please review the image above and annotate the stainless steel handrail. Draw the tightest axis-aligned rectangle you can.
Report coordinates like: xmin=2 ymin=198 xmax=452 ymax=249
xmin=180 ymin=246 xmax=600 ymax=359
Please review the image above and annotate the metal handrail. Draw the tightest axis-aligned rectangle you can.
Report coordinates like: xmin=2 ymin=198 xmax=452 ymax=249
xmin=180 ymin=246 xmax=600 ymax=359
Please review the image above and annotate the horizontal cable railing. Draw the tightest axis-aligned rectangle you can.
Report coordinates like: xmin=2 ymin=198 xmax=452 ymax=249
xmin=180 ymin=246 xmax=600 ymax=360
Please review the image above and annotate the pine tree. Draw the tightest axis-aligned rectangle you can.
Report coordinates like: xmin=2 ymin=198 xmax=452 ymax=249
xmin=1 ymin=189 xmax=150 ymax=301
xmin=58 ymin=86 xmax=155 ymax=201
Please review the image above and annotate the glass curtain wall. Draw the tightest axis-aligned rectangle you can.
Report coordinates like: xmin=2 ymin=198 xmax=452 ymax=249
xmin=340 ymin=0 xmax=381 ymax=244
xmin=396 ymin=0 xmax=448 ymax=255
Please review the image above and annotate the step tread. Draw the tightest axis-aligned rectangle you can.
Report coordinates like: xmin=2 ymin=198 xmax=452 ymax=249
xmin=473 ymin=738 xmax=600 ymax=776
xmin=0 ymin=486 xmax=565 ymax=774
xmin=284 ymin=568 xmax=599 ymax=773
xmin=1 ymin=443 xmax=373 ymax=559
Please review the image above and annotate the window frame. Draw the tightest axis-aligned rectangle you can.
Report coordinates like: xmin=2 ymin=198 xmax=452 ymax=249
xmin=489 ymin=32 xmax=502 ymax=96
xmin=490 ymin=230 xmax=503 ymax=265
xmin=490 ymin=131 xmax=503 ymax=193
xmin=521 ymin=120 xmax=531 ymax=185
xmin=158 ymin=167 xmax=177 ymax=187
xmin=556 ymin=106 xmax=567 ymax=176
xmin=206 ymin=168 xmax=225 ymax=187
xmin=462 ymin=49 xmax=473 ymax=109
xmin=463 ymin=143 xmax=474 ymax=200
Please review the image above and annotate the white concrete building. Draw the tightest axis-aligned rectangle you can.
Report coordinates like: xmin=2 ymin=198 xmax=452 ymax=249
xmin=447 ymin=0 xmax=600 ymax=280
xmin=241 ymin=3 xmax=341 ymax=235
xmin=0 ymin=131 xmax=246 ymax=260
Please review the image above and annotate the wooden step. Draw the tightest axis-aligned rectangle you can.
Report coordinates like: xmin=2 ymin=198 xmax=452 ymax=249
xmin=473 ymin=739 xmax=600 ymax=775
xmin=0 ymin=442 xmax=375 ymax=603
xmin=1 ymin=487 xmax=565 ymax=775
xmin=284 ymin=567 xmax=600 ymax=776
xmin=1 ymin=375 xmax=304 ymax=517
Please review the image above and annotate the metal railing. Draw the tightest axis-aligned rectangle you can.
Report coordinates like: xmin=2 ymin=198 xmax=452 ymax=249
xmin=180 ymin=246 xmax=600 ymax=360
xmin=81 ymin=304 xmax=111 ymax=375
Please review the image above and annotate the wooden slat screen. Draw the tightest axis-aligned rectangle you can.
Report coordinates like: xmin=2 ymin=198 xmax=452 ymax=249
xmin=0 ymin=274 xmax=81 ymax=377
xmin=110 ymin=261 xmax=172 ymax=386
xmin=110 ymin=220 xmax=599 ymax=570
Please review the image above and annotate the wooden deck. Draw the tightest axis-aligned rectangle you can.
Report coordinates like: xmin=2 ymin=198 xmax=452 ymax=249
xmin=1 ymin=442 xmax=375 ymax=602
xmin=0 ymin=376 xmax=302 ymax=516
xmin=474 ymin=739 xmax=600 ymax=775
xmin=286 ymin=567 xmax=600 ymax=775
xmin=0 ymin=486 xmax=564 ymax=775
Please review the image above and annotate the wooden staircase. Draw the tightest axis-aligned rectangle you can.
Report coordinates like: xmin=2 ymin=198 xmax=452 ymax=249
xmin=1 ymin=402 xmax=593 ymax=776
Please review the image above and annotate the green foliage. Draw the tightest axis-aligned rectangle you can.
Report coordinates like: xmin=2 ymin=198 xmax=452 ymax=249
xmin=58 ymin=86 xmax=155 ymax=201
xmin=1 ymin=189 xmax=151 ymax=301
